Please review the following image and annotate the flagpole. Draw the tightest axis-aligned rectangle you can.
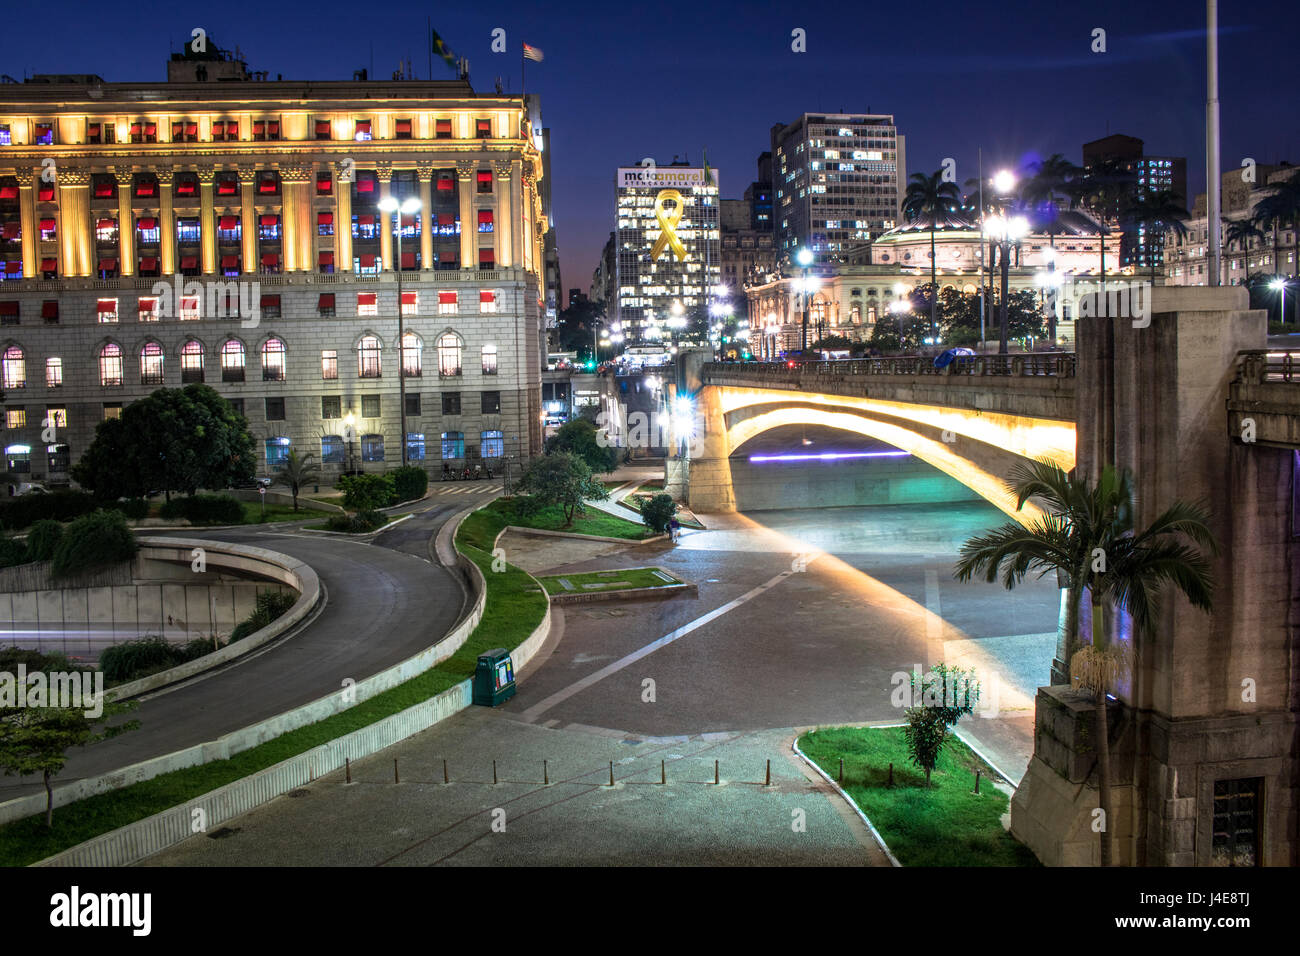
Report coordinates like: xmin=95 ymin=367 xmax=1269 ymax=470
xmin=521 ymin=49 xmax=525 ymax=94
xmin=427 ymin=18 xmax=431 ymax=80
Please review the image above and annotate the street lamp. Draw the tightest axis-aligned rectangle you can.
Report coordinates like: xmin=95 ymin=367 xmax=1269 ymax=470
xmin=989 ymin=212 xmax=1029 ymax=357
xmin=796 ymin=247 xmax=814 ymax=352
xmin=344 ymin=410 xmax=356 ymax=474
xmin=1271 ymin=277 xmax=1289 ymax=325
xmin=379 ymin=194 xmax=422 ymax=466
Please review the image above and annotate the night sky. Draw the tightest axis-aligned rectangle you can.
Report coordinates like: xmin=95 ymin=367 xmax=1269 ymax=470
xmin=4 ymin=0 xmax=1297 ymax=305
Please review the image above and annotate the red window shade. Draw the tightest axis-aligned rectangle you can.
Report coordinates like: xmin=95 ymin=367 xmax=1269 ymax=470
xmin=260 ymin=293 xmax=279 ymax=307
xmin=437 ymin=176 xmax=453 ymax=191
xmin=356 ymin=176 xmax=375 ymax=194
xmin=185 ymin=123 xmax=198 ymax=136
xmin=40 ymin=258 xmax=57 ymax=271
xmin=358 ymin=214 xmax=375 ymax=226
xmin=221 ymin=255 xmax=238 ymax=268
xmin=480 ymin=291 xmax=495 ymax=303
xmin=144 ymin=123 xmax=157 ymax=136
xmin=41 ymin=300 xmax=59 ymax=318
xmin=401 ymin=252 xmax=416 ymax=269
xmin=180 ymin=255 xmax=198 ymax=269
xmin=259 ymin=214 xmax=279 ymax=227
xmin=212 ymin=121 xmax=224 ymax=137
xmin=477 ymin=171 xmax=493 ymax=183
xmin=436 ymin=119 xmax=452 ymax=134
xmin=267 ymin=121 xmax=280 ymax=136
xmin=2 ymin=222 xmax=19 ymax=239
xmin=316 ymin=120 xmax=331 ymax=136
xmin=96 ymin=299 xmax=116 ymax=312
xmin=355 ymin=120 xmax=371 ymax=135
xmin=261 ymin=254 xmax=279 ymax=267
xmin=0 ymin=302 xmax=18 ymax=315
xmin=0 ymin=186 xmax=17 ymax=200
xmin=172 ymin=122 xmax=184 ymax=137
xmin=438 ymin=213 xmax=454 ymax=226
xmin=135 ymin=181 xmax=157 ymax=196
xmin=318 ymin=292 xmax=335 ymax=308
xmin=88 ymin=123 xmax=101 ymax=137
xmin=252 ymin=121 xmax=265 ymax=135
xmin=98 ymin=256 xmax=117 ymax=269
xmin=438 ymin=291 xmax=457 ymax=304
xmin=39 ymin=218 xmax=56 ymax=231
xmin=3 ymin=262 xmax=21 ymax=274
xmin=360 ymin=254 xmax=376 ymax=268
xmin=38 ymin=184 xmax=54 ymax=202
xmin=401 ymin=291 xmax=417 ymax=305
xmin=356 ymin=293 xmax=376 ymax=306
xmin=479 ymin=249 xmax=495 ymax=266
xmin=258 ymin=176 xmax=278 ymax=194
xmin=217 ymin=180 xmax=237 ymax=195
xmin=400 ymin=213 xmax=416 ymax=227
xmin=317 ymin=212 xmax=333 ymax=226
xmin=318 ymin=252 xmax=334 ymax=267
xmin=139 ymin=257 xmax=158 ymax=270
xmin=94 ymin=181 xmax=114 ymax=198
xmin=219 ymin=215 xmax=239 ymax=230
xmin=476 ymin=119 xmax=491 ymax=134
xmin=137 ymin=217 xmax=157 ymax=230
xmin=96 ymin=219 xmax=115 ymax=231
xmin=130 ymin=123 xmax=141 ymax=136
xmin=176 ymin=179 xmax=196 ymax=196
xmin=478 ymin=210 xmax=493 ymax=224
xmin=395 ymin=119 xmax=411 ymax=134
xmin=316 ymin=173 xmax=332 ymax=194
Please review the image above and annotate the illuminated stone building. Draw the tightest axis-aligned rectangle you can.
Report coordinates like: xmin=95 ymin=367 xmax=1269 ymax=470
xmin=0 ymin=42 xmax=547 ymax=483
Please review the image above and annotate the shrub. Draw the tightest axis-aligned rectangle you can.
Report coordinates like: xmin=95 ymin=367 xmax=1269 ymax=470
xmin=0 ymin=535 xmax=28 ymax=568
xmin=99 ymin=636 xmax=180 ymax=683
xmin=112 ymin=497 xmax=150 ymax=520
xmin=50 ymin=510 xmax=137 ymax=579
xmin=338 ymin=473 xmax=395 ymax=511
xmin=389 ymin=465 xmax=428 ymax=503
xmin=0 ymin=646 xmax=83 ymax=674
xmin=0 ymin=490 xmax=96 ymax=531
xmin=158 ymin=494 xmax=244 ymax=525
xmin=24 ymin=519 xmax=64 ymax=562
xmin=229 ymin=589 xmax=298 ymax=642
xmin=640 ymin=493 xmax=678 ymax=534
xmin=324 ymin=510 xmax=385 ymax=534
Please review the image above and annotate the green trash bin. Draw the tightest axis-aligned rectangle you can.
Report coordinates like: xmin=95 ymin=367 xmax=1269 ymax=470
xmin=473 ymin=648 xmax=516 ymax=706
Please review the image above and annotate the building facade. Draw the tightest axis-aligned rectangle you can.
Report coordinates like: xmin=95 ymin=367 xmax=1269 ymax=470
xmin=614 ymin=163 xmax=721 ymax=344
xmin=1081 ymin=133 xmax=1187 ymax=274
xmin=770 ymin=113 xmax=906 ymax=266
xmin=0 ymin=51 xmax=547 ymax=484
xmin=719 ymin=196 xmax=775 ymax=323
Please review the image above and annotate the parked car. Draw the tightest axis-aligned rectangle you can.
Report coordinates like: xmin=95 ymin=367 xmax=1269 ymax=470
xmin=6 ymin=482 xmax=47 ymax=497
xmin=230 ymin=476 xmax=272 ymax=490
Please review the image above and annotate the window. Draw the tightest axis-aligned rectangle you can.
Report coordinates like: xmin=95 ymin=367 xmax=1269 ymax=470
xmin=96 ymin=218 xmax=118 ymax=242
xmin=260 ymin=294 xmax=281 ymax=320
xmin=401 ymin=332 xmax=422 ymax=377
xmin=98 ymin=343 xmax=123 ymax=386
xmin=97 ymin=298 xmax=119 ymax=323
xmin=362 ymin=394 xmax=381 ymax=418
xmin=437 ymin=172 xmax=455 ymax=192
xmin=139 ymin=342 xmax=165 ymax=385
xmin=394 ymin=118 xmax=412 ymax=139
xmin=356 ymin=253 xmax=379 ymax=275
xmin=321 ymin=349 xmax=338 ymax=379
xmin=172 ymin=120 xmax=199 ymax=143
xmin=213 ymin=119 xmax=238 ymax=142
xmin=405 ymin=393 xmax=421 ymax=416
xmin=435 ymin=118 xmax=452 ymax=139
xmin=217 ymin=213 xmax=241 ymax=241
xmin=1212 ymin=778 xmax=1262 ymax=867
xmin=5 ymin=408 xmax=24 ymax=429
xmin=354 ymin=119 xmax=372 ymax=142
xmin=477 ymin=170 xmax=493 ymax=194
xmin=257 ymin=171 xmax=280 ymax=196
xmin=318 ymin=251 xmax=335 ymax=274
xmin=216 ymin=174 xmax=238 ymax=197
xmin=0 ymin=302 xmax=16 ymax=326
xmin=441 ymin=392 xmax=461 ymax=415
xmin=45 ymin=357 xmax=62 ymax=387
xmin=475 ymin=119 xmax=491 ymax=139
xmin=175 ymin=176 xmax=199 ymax=201
xmin=358 ymin=335 xmax=382 ymax=378
xmin=35 ymin=123 xmax=54 ymax=146
xmin=480 ymin=429 xmax=504 ymax=459
xmin=481 ymin=344 xmax=498 ymax=375
xmin=478 ymin=209 xmax=494 ymax=233
xmin=176 ymin=218 xmax=201 ymax=245
xmin=265 ymin=397 xmax=286 ymax=421
xmin=406 ymin=433 xmax=425 ymax=460
xmin=438 ymin=291 xmax=457 ymax=315
xmin=441 ymin=431 xmax=465 ymax=459
xmin=266 ymin=437 xmax=291 ymax=470
xmin=133 ymin=175 xmax=158 ymax=200
xmin=179 ymin=296 xmax=201 ymax=321
xmin=252 ymin=120 xmax=280 ymax=141
xmin=317 ymin=211 xmax=334 ymax=236
xmin=479 ymin=290 xmax=497 ymax=313
xmin=39 ymin=218 xmax=56 ymax=241
xmin=137 ymin=216 xmax=160 ymax=244
xmin=480 ymin=390 xmax=501 ymax=415
xmin=0 ymin=125 xmax=11 ymax=146
xmin=103 ymin=403 xmax=122 ymax=420
xmin=353 ymin=213 xmax=377 ymax=240
xmin=315 ymin=119 xmax=332 ymax=140
xmin=321 ymin=434 xmax=344 ymax=464
xmin=221 ymin=340 xmax=246 ymax=382
xmin=181 ymin=340 xmax=204 ymax=383
xmin=262 ymin=337 xmax=286 ymax=381
xmin=361 ymin=434 xmax=384 ymax=462
xmin=321 ymin=395 xmax=341 ymax=419
xmin=5 ymin=444 xmax=30 ymax=473
xmin=47 ymin=443 xmax=69 ymax=473
xmin=316 ymin=172 xmax=333 ymax=196
xmin=401 ymin=291 xmax=418 ymax=315
xmin=227 ymin=398 xmax=244 ymax=417
xmin=357 ymin=292 xmax=377 ymax=316
xmin=437 ymin=333 xmax=462 ymax=376
xmin=258 ymin=214 xmax=281 ymax=241
xmin=43 ymin=406 xmax=68 ymax=429
xmin=479 ymin=248 xmax=495 ymax=268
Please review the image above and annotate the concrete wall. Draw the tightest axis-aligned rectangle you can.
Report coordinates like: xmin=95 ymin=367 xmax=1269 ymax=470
xmin=730 ymin=454 xmax=980 ymax=512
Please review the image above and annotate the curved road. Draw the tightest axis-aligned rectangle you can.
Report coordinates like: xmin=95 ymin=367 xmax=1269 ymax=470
xmin=0 ymin=489 xmax=496 ymax=803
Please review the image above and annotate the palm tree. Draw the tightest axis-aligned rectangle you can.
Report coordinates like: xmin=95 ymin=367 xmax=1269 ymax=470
xmin=1025 ymin=156 xmax=1083 ymax=344
xmin=1253 ymin=174 xmax=1300 ymax=310
xmin=273 ymin=450 xmax=320 ymax=511
xmin=1223 ymin=217 xmax=1268 ymax=286
xmin=1125 ymin=190 xmax=1190 ymax=281
xmin=902 ymin=171 xmax=961 ymax=346
xmin=955 ymin=460 xmax=1216 ymax=866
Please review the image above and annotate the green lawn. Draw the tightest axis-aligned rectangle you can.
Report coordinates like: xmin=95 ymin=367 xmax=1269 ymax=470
xmin=0 ymin=507 xmax=547 ymax=867
xmin=459 ymin=497 xmax=651 ymax=548
xmin=538 ymin=566 xmax=682 ymax=595
xmin=797 ymin=726 xmax=1039 ymax=867
xmin=237 ymin=501 xmax=327 ymax=524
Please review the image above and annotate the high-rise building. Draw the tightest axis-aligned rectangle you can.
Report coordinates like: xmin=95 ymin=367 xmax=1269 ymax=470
xmin=771 ymin=113 xmax=906 ymax=266
xmin=0 ymin=41 xmax=547 ymax=483
xmin=745 ymin=151 xmax=773 ymax=233
xmin=614 ymin=161 xmax=720 ymax=343
xmin=719 ymin=196 xmax=775 ymax=324
xmin=1081 ymin=133 xmax=1187 ymax=273
xmin=588 ymin=231 xmax=615 ymax=318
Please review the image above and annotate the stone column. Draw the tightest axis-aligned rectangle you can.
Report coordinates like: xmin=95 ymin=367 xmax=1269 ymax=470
xmin=288 ymin=166 xmax=313 ymax=272
xmin=335 ymin=166 xmax=352 ymax=270
xmin=416 ymin=163 xmax=434 ymax=271
xmin=456 ymin=160 xmax=475 ymax=270
xmin=114 ymin=167 xmax=135 ymax=276
xmin=494 ymin=159 xmax=515 ymax=270
xmin=56 ymin=167 xmax=92 ymax=277
xmin=157 ymin=169 xmax=175 ymax=275
xmin=376 ymin=162 xmax=393 ymax=270
xmin=15 ymin=170 xmax=36 ymax=278
xmin=238 ymin=164 xmax=257 ymax=273
xmin=684 ymin=384 xmax=735 ymax=512
xmin=196 ymin=164 xmax=216 ymax=275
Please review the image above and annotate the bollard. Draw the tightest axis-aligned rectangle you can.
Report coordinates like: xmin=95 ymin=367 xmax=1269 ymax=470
xmin=493 ymin=760 xmax=498 ymax=785
xmin=345 ymin=758 xmax=351 ymax=784
xmin=394 ymin=759 xmax=399 ymax=784
xmin=714 ymin=759 xmax=719 ymax=785
xmin=888 ymin=762 xmax=894 ymax=788
xmin=443 ymin=758 xmax=449 ymax=784
xmin=974 ymin=770 xmax=981 ymax=795
xmin=544 ymin=759 xmax=549 ymax=786
xmin=661 ymin=759 xmax=666 ymax=785
xmin=609 ymin=761 xmax=614 ymax=787
xmin=839 ymin=757 xmax=843 ymax=783
xmin=765 ymin=759 xmax=771 ymax=787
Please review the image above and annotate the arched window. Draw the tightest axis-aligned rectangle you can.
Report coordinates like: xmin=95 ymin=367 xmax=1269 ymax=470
xmin=140 ymin=341 xmax=165 ymax=385
xmin=1 ymin=346 xmax=25 ymax=390
xmin=98 ymin=343 xmax=123 ymax=386
xmin=358 ymin=335 xmax=382 ymax=378
xmin=181 ymin=340 xmax=205 ymax=383
xmin=401 ymin=332 xmax=422 ymax=377
xmin=437 ymin=333 xmax=462 ymax=377
xmin=320 ymin=434 xmax=344 ymax=464
xmin=221 ymin=340 xmax=246 ymax=382
xmin=361 ymin=433 xmax=384 ymax=462
xmin=262 ymin=337 xmax=286 ymax=381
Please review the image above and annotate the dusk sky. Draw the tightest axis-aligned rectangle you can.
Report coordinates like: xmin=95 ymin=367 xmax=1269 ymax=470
xmin=5 ymin=0 xmax=1297 ymax=305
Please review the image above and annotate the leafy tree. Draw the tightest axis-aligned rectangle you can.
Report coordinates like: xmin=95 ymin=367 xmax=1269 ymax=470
xmin=510 ymin=452 xmax=608 ymax=526
xmin=554 ymin=296 xmax=606 ymax=361
xmin=274 ymin=450 xmax=320 ymax=511
xmin=50 ymin=510 xmax=137 ymax=579
xmin=809 ymin=334 xmax=854 ymax=352
xmin=640 ymin=493 xmax=677 ymax=534
xmin=902 ymin=663 xmax=979 ymax=787
xmin=338 ymin=473 xmax=395 ymax=512
xmin=901 ymin=170 xmax=962 ymax=343
xmin=546 ymin=419 xmax=619 ymax=474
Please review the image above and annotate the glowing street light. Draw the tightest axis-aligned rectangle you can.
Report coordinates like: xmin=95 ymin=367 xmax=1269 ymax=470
xmin=993 ymin=169 xmax=1017 ymax=196
xmin=1271 ymin=277 xmax=1289 ymax=325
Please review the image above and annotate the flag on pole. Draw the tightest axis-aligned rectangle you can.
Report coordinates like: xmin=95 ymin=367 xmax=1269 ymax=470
xmin=523 ymin=43 xmax=544 ymax=62
xmin=430 ymin=28 xmax=457 ymax=71
xmin=702 ymin=148 xmax=714 ymax=187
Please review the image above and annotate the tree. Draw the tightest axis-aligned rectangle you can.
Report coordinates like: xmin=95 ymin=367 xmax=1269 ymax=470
xmin=809 ymin=334 xmax=853 ymax=353
xmin=902 ymin=663 xmax=979 ymax=787
xmin=640 ymin=492 xmax=677 ymax=534
xmin=510 ymin=451 xmax=608 ymax=527
xmin=901 ymin=171 xmax=961 ymax=343
xmin=954 ymin=460 xmax=1216 ymax=865
xmin=1074 ymin=158 xmax=1137 ymax=283
xmin=1026 ymin=154 xmax=1083 ymax=343
xmin=1225 ymin=217 xmax=1268 ymax=295
xmin=1125 ymin=190 xmax=1189 ymax=280
xmin=273 ymin=450 xmax=320 ymax=511
xmin=546 ymin=418 xmax=619 ymax=474
xmin=0 ymin=693 xmax=139 ymax=827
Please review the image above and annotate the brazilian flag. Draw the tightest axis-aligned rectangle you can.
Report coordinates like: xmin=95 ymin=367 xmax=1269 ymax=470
xmin=702 ymin=148 xmax=715 ymax=187
xmin=430 ymin=28 xmax=457 ymax=71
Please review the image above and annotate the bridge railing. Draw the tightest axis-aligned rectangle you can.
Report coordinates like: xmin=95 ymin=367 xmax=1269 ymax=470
xmin=708 ymin=353 xmax=1076 ymax=379
xmin=1236 ymin=350 xmax=1300 ymax=384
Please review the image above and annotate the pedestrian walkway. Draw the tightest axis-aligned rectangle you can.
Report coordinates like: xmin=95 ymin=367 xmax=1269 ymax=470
xmin=428 ymin=483 xmax=503 ymax=496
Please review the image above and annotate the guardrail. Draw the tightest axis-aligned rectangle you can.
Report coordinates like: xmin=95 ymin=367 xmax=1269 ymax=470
xmin=1236 ymin=350 xmax=1300 ymax=384
xmin=705 ymin=353 xmax=1077 ymax=380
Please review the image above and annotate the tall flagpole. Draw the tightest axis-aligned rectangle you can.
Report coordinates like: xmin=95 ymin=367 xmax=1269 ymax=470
xmin=1206 ymin=0 xmax=1222 ymax=286
xmin=978 ymin=147 xmax=986 ymax=345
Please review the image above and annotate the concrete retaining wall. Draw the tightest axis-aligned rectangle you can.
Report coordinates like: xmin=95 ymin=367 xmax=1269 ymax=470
xmin=729 ymin=453 xmax=981 ymax=512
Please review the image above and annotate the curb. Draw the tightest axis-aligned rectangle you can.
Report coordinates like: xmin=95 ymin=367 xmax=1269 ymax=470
xmin=547 ymin=581 xmax=697 ymax=604
xmin=791 ymin=736 xmax=903 ymax=868
xmin=495 ymin=525 xmax=667 ymax=546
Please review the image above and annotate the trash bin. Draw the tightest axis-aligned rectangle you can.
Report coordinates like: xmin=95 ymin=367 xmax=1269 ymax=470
xmin=473 ymin=648 xmax=516 ymax=706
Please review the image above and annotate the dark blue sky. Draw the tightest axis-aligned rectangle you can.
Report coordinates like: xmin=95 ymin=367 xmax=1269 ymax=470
xmin=5 ymin=0 xmax=1297 ymax=304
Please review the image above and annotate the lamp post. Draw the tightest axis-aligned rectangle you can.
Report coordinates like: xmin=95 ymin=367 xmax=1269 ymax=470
xmin=796 ymin=247 xmax=813 ymax=352
xmin=1272 ymin=277 xmax=1289 ymax=325
xmin=344 ymin=410 xmax=356 ymax=475
xmin=379 ymin=194 xmax=422 ymax=467
xmin=988 ymin=210 xmax=1029 ymax=357
xmin=991 ymin=170 xmax=1017 ymax=356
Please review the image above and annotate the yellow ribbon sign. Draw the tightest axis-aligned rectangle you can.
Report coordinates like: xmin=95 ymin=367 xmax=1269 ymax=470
xmin=649 ymin=188 xmax=688 ymax=262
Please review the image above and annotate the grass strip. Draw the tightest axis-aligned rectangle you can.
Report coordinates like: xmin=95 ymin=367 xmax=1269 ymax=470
xmin=797 ymin=726 xmax=1039 ymax=867
xmin=537 ymin=567 xmax=682 ymax=595
xmin=0 ymin=513 xmax=545 ymax=867
xmin=461 ymin=496 xmax=650 ymax=547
